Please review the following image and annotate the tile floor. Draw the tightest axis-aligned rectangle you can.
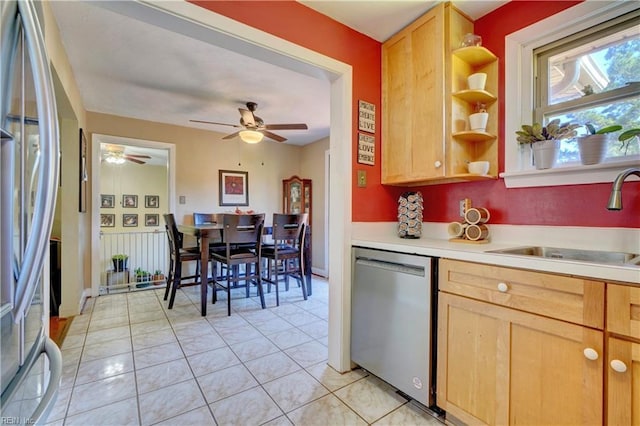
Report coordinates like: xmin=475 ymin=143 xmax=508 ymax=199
xmin=47 ymin=277 xmax=443 ymax=425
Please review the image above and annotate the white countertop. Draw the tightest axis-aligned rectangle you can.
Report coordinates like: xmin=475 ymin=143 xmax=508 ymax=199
xmin=352 ymin=222 xmax=640 ymax=285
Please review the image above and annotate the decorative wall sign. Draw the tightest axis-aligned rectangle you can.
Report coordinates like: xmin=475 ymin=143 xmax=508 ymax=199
xmin=219 ymin=170 xmax=249 ymax=206
xmin=358 ymin=133 xmax=375 ymax=165
xmin=358 ymin=100 xmax=375 ymax=133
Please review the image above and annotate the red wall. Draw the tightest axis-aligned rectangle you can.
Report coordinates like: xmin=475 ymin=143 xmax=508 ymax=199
xmin=192 ymin=0 xmax=639 ymax=228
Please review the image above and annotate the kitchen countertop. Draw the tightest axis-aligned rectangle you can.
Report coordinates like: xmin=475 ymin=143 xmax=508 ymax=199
xmin=352 ymin=222 xmax=640 ymax=285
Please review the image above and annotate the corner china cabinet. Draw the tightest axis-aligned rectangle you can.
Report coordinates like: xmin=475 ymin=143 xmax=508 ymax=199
xmin=282 ymin=176 xmax=312 ymax=227
xmin=381 ymin=1 xmax=498 ymax=185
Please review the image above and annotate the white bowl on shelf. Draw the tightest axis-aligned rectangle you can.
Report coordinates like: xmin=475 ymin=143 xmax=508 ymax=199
xmin=467 ymin=161 xmax=490 ymax=175
xmin=467 ymin=73 xmax=487 ymax=90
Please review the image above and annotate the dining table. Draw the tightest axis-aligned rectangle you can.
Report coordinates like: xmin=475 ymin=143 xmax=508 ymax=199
xmin=178 ymin=222 xmax=312 ymax=316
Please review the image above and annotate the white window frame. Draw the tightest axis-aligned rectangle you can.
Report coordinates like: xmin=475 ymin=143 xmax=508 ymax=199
xmin=503 ymin=1 xmax=640 ymax=188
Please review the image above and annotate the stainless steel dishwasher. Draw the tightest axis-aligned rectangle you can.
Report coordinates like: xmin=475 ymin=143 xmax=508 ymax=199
xmin=351 ymin=246 xmax=437 ymax=407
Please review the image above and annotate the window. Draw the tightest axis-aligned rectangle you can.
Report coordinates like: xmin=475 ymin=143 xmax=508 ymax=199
xmin=534 ymin=11 xmax=640 ymax=165
xmin=503 ymin=2 xmax=640 ymax=188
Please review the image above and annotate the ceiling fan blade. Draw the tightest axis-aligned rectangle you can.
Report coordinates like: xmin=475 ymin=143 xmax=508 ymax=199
xmin=239 ymin=108 xmax=256 ymax=128
xmin=222 ymin=131 xmax=241 ymax=140
xmin=264 ymin=123 xmax=308 ymax=130
xmin=126 ymin=154 xmax=151 ymax=159
xmin=190 ymin=119 xmax=241 ymax=128
xmin=261 ymin=130 xmax=287 ymax=143
xmin=125 ymin=156 xmax=145 ymax=164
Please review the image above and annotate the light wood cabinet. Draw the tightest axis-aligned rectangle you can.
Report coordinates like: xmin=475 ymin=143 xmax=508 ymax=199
xmin=606 ymin=284 xmax=640 ymax=424
xmin=437 ymin=259 xmax=605 ymax=425
xmin=381 ymin=3 xmax=498 ymax=185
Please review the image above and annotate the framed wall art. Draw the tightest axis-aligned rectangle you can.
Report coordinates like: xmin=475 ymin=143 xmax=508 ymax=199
xmin=145 ymin=214 xmax=159 ymax=227
xmin=100 ymin=194 xmax=115 ymax=208
xmin=123 ymin=214 xmax=138 ymax=227
xmin=145 ymin=195 xmax=159 ymax=208
xmin=122 ymin=194 xmax=138 ymax=208
xmin=100 ymin=214 xmax=115 ymax=227
xmin=219 ymin=170 xmax=249 ymax=206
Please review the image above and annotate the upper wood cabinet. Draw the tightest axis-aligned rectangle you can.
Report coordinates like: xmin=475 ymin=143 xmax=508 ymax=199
xmin=382 ymin=2 xmax=498 ymax=185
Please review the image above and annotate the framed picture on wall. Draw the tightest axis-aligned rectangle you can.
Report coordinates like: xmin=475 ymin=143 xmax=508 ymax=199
xmin=219 ymin=170 xmax=249 ymax=206
xmin=123 ymin=214 xmax=138 ymax=227
xmin=145 ymin=195 xmax=159 ymax=208
xmin=100 ymin=214 xmax=115 ymax=227
xmin=123 ymin=194 xmax=138 ymax=208
xmin=101 ymin=194 xmax=115 ymax=208
xmin=145 ymin=214 xmax=159 ymax=227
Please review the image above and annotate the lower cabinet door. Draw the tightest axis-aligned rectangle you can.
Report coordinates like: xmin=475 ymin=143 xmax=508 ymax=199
xmin=607 ymin=337 xmax=640 ymax=425
xmin=437 ymin=293 xmax=604 ymax=425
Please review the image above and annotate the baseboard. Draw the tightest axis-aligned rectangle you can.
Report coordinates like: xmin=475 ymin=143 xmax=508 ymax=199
xmin=79 ymin=288 xmax=91 ymax=314
xmin=311 ymin=267 xmax=327 ymax=278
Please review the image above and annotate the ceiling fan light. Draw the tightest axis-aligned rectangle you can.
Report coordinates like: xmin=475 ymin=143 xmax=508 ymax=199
xmin=239 ymin=130 xmax=263 ymax=144
xmin=105 ymin=153 xmax=126 ymax=164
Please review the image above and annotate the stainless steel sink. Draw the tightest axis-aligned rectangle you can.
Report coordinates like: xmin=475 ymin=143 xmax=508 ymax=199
xmin=487 ymin=246 xmax=640 ymax=266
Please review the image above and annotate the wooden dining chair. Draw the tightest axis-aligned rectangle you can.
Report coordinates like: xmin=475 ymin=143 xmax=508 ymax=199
xmin=193 ymin=212 xmax=228 ymax=278
xmin=209 ymin=213 xmax=266 ymax=316
xmin=262 ymin=213 xmax=308 ymax=306
xmin=163 ymin=213 xmax=202 ymax=309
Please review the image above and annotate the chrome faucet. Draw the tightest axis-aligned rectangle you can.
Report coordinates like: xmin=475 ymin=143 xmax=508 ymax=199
xmin=607 ymin=167 xmax=640 ymax=210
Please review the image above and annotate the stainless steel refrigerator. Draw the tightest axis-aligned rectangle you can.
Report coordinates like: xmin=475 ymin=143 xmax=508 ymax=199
xmin=1 ymin=0 xmax=62 ymax=423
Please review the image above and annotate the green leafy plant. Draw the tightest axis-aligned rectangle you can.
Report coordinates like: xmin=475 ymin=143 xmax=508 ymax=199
xmin=584 ymin=123 xmax=622 ymax=135
xmin=111 ymin=254 xmax=128 ymax=260
xmin=619 ymin=128 xmax=640 ymax=155
xmin=516 ymin=119 xmax=580 ymax=145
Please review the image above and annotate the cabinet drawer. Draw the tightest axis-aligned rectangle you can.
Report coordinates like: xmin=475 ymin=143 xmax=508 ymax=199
xmin=607 ymin=284 xmax=640 ymax=339
xmin=439 ymin=259 xmax=604 ymax=329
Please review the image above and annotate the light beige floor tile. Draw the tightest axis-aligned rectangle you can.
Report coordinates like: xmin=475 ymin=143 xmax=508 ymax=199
xmin=67 ymin=372 xmax=136 ymax=416
xmin=229 ymin=336 xmax=280 ymax=362
xmin=281 ymin=311 xmax=322 ymax=327
xmin=305 ymin=363 xmax=368 ymax=392
xmin=244 ymin=352 xmax=301 ymax=383
xmin=129 ymin=309 xmax=167 ymax=325
xmin=134 ymin=341 xmax=184 ymax=370
xmin=75 ymin=352 xmax=134 ymax=386
xmin=130 ymin=318 xmax=171 ymax=337
xmin=136 ymin=358 xmax=193 ymax=394
xmin=60 ymin=361 xmax=78 ymax=390
xmin=297 ymin=320 xmax=328 ymax=340
xmin=64 ymin=396 xmax=139 ymax=426
xmin=334 ymin=376 xmax=407 ymax=424
xmin=132 ymin=328 xmax=177 ymax=351
xmin=373 ymin=402 xmax=443 ymax=426
xmin=172 ymin=319 xmax=217 ymax=340
xmin=138 ymin=379 xmax=206 ymax=425
xmin=216 ymin=323 xmax=262 ymax=345
xmin=187 ymin=346 xmax=240 ymax=377
xmin=252 ymin=317 xmax=295 ymax=335
xmin=208 ymin=313 xmax=250 ymax=331
xmin=262 ymin=416 xmax=293 ymax=426
xmin=153 ymin=406 xmax=215 ymax=426
xmin=178 ymin=333 xmax=227 ymax=356
xmin=85 ymin=324 xmax=131 ymax=346
xmin=46 ymin=384 xmax=72 ymax=422
xmin=60 ymin=333 xmax=85 ymax=350
xmin=287 ymin=394 xmax=366 ymax=426
xmin=88 ymin=315 xmax=130 ymax=332
xmin=267 ymin=328 xmax=313 ymax=350
xmin=210 ymin=386 xmax=283 ymax=425
xmin=61 ymin=346 xmax=83 ymax=367
xmin=197 ymin=364 xmax=258 ymax=403
xmin=81 ymin=336 xmax=132 ymax=362
xmin=284 ymin=340 xmax=328 ymax=368
xmin=263 ymin=370 xmax=329 ymax=413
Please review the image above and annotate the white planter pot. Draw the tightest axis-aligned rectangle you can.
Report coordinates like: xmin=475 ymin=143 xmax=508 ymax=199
xmin=532 ymin=140 xmax=560 ymax=170
xmin=577 ymin=134 xmax=608 ymax=165
xmin=469 ymin=112 xmax=488 ymax=131
xmin=467 ymin=73 xmax=487 ymax=91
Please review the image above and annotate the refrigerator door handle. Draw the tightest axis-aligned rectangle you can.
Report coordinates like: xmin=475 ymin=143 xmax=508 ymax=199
xmin=12 ymin=0 xmax=60 ymax=322
xmin=0 ymin=335 xmax=62 ymax=425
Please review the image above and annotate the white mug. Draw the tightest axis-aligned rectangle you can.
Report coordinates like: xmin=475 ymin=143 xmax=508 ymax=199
xmin=447 ymin=221 xmax=467 ymax=237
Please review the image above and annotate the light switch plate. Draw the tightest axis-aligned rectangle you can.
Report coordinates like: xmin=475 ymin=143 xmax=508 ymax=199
xmin=179 ymin=195 xmax=186 ymax=204
xmin=357 ymin=170 xmax=367 ymax=187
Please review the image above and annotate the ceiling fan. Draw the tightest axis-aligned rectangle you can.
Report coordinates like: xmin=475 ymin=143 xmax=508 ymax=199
xmin=103 ymin=145 xmax=151 ymax=165
xmin=190 ymin=102 xmax=308 ymax=143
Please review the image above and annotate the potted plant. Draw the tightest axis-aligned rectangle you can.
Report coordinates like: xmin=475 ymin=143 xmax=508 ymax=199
xmin=111 ymin=254 xmax=128 ymax=271
xmin=577 ymin=124 xmax=624 ymax=165
xmin=135 ymin=267 xmax=151 ymax=287
xmin=152 ymin=269 xmax=165 ymax=285
xmin=516 ymin=119 xmax=579 ymax=169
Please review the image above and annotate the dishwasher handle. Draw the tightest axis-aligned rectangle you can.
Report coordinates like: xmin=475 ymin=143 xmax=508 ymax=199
xmin=355 ymin=257 xmax=425 ymax=277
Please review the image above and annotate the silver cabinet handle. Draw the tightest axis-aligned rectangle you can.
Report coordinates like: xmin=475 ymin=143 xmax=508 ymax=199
xmin=12 ymin=0 xmax=60 ymax=322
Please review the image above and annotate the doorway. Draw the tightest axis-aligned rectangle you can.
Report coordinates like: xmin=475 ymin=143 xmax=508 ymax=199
xmin=90 ymin=134 xmax=176 ymax=297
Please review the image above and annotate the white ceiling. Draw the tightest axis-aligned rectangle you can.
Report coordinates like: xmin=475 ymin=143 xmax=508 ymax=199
xmin=50 ymin=1 xmax=507 ymax=151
